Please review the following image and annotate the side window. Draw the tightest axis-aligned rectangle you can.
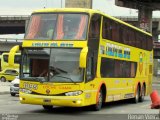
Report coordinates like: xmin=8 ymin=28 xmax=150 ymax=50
xmin=142 ymin=35 xmax=147 ymax=50
xmin=102 ymin=17 xmax=112 ymax=40
xmin=119 ymin=25 xmax=124 ymax=43
xmin=123 ymin=27 xmax=129 ymax=45
xmin=3 ymin=55 xmax=8 ymax=62
xmin=147 ymin=36 xmax=153 ymax=51
xmin=88 ymin=14 xmax=101 ymax=81
xmin=100 ymin=58 xmax=115 ymax=77
xmin=5 ymin=70 xmax=11 ymax=74
xmin=89 ymin=14 xmax=101 ymax=39
xmin=86 ymin=57 xmax=94 ymax=82
xmin=128 ymin=29 xmax=135 ymax=46
xmin=135 ymin=32 xmax=139 ymax=48
xmin=5 ymin=70 xmax=9 ymax=74
xmin=112 ymin=22 xmax=120 ymax=42
xmin=11 ymin=70 xmax=18 ymax=74
xmin=122 ymin=61 xmax=131 ymax=78
xmin=131 ymin=62 xmax=137 ymax=77
xmin=14 ymin=55 xmax=21 ymax=64
xmin=100 ymin=58 xmax=137 ymax=78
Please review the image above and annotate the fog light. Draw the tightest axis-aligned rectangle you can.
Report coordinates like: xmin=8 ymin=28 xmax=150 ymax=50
xmin=19 ymin=97 xmax=23 ymax=101
xmin=19 ymin=97 xmax=25 ymax=101
xmin=76 ymin=100 xmax=81 ymax=104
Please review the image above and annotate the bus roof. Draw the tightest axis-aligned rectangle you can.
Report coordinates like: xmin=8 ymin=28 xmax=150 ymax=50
xmin=33 ymin=8 xmax=96 ymax=14
xmin=33 ymin=8 xmax=152 ymax=36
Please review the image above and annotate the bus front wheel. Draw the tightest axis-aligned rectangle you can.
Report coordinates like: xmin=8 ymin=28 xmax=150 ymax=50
xmin=92 ymin=89 xmax=103 ymax=111
xmin=42 ymin=105 xmax=53 ymax=110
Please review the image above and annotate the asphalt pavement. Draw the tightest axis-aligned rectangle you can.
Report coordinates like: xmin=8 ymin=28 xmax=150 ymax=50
xmin=0 ymin=81 xmax=11 ymax=95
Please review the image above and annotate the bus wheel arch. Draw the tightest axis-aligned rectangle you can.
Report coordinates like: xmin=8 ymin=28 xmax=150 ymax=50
xmin=101 ymin=84 xmax=107 ymax=103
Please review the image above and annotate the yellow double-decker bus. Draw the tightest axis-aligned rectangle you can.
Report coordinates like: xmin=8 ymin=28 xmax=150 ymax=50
xmin=19 ymin=8 xmax=153 ymax=111
xmin=1 ymin=45 xmax=21 ymax=71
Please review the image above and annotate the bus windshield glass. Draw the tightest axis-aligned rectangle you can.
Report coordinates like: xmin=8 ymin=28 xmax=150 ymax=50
xmin=25 ymin=13 xmax=88 ymax=40
xmin=21 ymin=48 xmax=83 ymax=83
xmin=14 ymin=55 xmax=21 ymax=64
xmin=21 ymin=48 xmax=50 ymax=82
xmin=49 ymin=48 xmax=83 ymax=83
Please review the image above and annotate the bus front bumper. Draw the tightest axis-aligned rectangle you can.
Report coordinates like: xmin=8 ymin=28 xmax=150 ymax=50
xmin=19 ymin=93 xmax=84 ymax=107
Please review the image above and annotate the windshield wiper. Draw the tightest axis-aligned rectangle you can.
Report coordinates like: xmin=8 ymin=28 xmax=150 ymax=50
xmin=53 ymin=75 xmax=75 ymax=83
xmin=25 ymin=77 xmax=46 ymax=83
xmin=50 ymin=66 xmax=67 ymax=74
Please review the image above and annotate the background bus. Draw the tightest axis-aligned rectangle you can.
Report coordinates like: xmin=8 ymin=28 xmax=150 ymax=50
xmin=1 ymin=52 xmax=21 ymax=70
xmin=19 ymin=8 xmax=153 ymax=111
xmin=1 ymin=45 xmax=21 ymax=71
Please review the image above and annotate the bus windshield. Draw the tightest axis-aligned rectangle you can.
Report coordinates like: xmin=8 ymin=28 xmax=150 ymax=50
xmin=25 ymin=13 xmax=88 ymax=40
xmin=21 ymin=48 xmax=83 ymax=83
xmin=49 ymin=48 xmax=83 ymax=83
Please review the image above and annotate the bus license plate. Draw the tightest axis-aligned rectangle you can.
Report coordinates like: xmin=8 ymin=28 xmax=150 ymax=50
xmin=43 ymin=99 xmax=51 ymax=103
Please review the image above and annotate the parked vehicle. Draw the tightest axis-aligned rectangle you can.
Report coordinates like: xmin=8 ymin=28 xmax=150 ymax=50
xmin=10 ymin=76 xmax=19 ymax=96
xmin=0 ymin=68 xmax=19 ymax=82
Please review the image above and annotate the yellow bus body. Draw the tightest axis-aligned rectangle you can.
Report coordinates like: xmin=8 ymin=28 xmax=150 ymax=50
xmin=20 ymin=8 xmax=153 ymax=108
xmin=1 ymin=52 xmax=20 ymax=71
xmin=1 ymin=45 xmax=20 ymax=71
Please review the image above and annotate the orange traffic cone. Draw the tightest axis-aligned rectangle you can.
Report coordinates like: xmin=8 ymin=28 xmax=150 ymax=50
xmin=150 ymin=90 xmax=160 ymax=109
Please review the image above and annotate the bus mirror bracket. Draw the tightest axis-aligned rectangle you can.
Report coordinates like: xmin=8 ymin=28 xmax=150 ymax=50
xmin=79 ymin=47 xmax=88 ymax=68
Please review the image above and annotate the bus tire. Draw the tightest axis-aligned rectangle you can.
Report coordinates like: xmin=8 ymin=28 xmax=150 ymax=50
xmin=42 ymin=105 xmax=53 ymax=110
xmin=132 ymin=86 xmax=140 ymax=103
xmin=93 ymin=89 xmax=103 ymax=111
xmin=1 ymin=77 xmax=6 ymax=82
xmin=139 ymin=85 xmax=145 ymax=102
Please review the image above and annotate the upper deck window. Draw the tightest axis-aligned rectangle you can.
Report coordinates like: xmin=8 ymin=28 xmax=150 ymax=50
xmin=25 ymin=13 xmax=88 ymax=40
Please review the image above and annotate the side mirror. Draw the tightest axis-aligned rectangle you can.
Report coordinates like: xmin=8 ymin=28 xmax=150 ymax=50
xmin=79 ymin=47 xmax=88 ymax=68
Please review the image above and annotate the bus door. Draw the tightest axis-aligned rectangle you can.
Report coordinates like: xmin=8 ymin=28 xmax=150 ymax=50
xmin=84 ymin=13 xmax=101 ymax=104
xmin=84 ymin=55 xmax=97 ymax=105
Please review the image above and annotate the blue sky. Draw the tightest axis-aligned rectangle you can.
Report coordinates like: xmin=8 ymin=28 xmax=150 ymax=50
xmin=0 ymin=0 xmax=159 ymax=17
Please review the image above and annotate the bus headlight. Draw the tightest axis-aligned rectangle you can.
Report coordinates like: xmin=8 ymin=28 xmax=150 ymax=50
xmin=65 ymin=91 xmax=83 ymax=96
xmin=19 ymin=88 xmax=32 ymax=94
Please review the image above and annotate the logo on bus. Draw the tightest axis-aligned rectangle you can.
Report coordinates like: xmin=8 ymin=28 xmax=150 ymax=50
xmin=23 ymin=82 xmax=38 ymax=90
xmin=100 ymin=43 xmax=131 ymax=59
xmin=46 ymin=89 xmax=50 ymax=94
